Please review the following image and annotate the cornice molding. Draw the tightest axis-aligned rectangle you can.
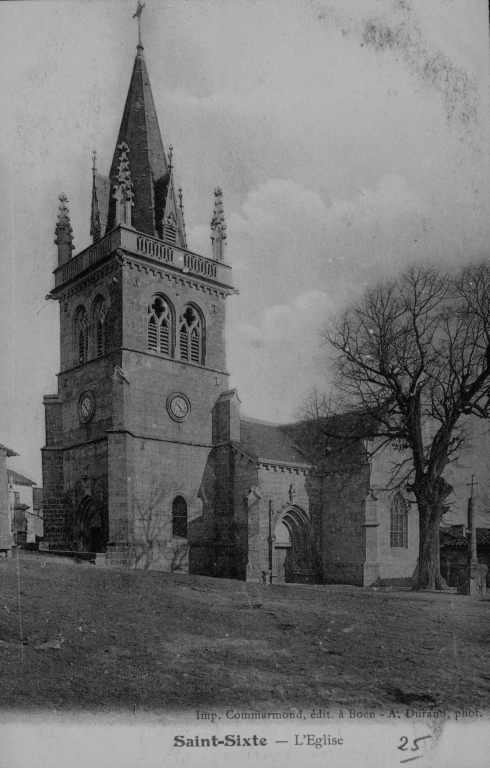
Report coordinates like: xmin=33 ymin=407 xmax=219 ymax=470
xmin=122 ymin=255 xmax=236 ymax=298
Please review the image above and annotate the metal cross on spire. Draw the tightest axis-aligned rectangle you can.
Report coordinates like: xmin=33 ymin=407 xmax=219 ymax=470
xmin=467 ymin=474 xmax=478 ymax=499
xmin=133 ymin=1 xmax=146 ymax=51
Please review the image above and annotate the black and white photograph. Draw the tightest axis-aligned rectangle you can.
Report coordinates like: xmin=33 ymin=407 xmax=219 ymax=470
xmin=1 ymin=1 xmax=490 ymax=765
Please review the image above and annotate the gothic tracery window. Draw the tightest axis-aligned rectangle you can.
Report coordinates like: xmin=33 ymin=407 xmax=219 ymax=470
xmin=94 ymin=298 xmax=109 ymax=357
xmin=179 ymin=305 xmax=204 ymax=364
xmin=76 ymin=308 xmax=89 ymax=365
xmin=147 ymin=295 xmax=174 ymax=356
xmin=172 ymin=496 xmax=188 ymax=539
xmin=390 ymin=493 xmax=408 ymax=548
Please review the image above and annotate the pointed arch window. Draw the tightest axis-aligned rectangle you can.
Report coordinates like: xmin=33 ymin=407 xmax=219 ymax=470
xmin=179 ymin=305 xmax=204 ymax=365
xmin=76 ymin=308 xmax=89 ymax=365
xmin=94 ymin=298 xmax=109 ymax=358
xmin=390 ymin=493 xmax=408 ymax=548
xmin=147 ymin=296 xmax=174 ymax=357
xmin=172 ymin=496 xmax=188 ymax=539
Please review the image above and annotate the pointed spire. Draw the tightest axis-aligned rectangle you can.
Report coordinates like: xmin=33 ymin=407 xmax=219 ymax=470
xmin=113 ymin=142 xmax=134 ymax=227
xmin=106 ymin=44 xmax=169 ymax=236
xmin=90 ymin=150 xmax=102 ymax=243
xmin=211 ymin=187 xmax=227 ymax=261
xmin=105 ymin=10 xmax=187 ymax=247
xmin=55 ymin=194 xmax=74 ymax=266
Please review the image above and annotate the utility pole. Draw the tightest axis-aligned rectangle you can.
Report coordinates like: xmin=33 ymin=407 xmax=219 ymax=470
xmin=268 ymin=501 xmax=273 ymax=584
xmin=467 ymin=475 xmax=478 ymax=566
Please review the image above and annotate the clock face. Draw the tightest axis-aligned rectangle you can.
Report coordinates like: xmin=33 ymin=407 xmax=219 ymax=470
xmin=167 ymin=393 xmax=190 ymax=422
xmin=78 ymin=392 xmax=95 ymax=423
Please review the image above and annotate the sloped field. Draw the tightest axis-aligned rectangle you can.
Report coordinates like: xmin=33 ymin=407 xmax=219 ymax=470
xmin=1 ymin=552 xmax=489 ymax=714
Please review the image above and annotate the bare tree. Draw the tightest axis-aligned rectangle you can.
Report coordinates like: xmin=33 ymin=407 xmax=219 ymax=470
xmin=316 ymin=263 xmax=490 ymax=590
xmin=129 ymin=482 xmax=189 ymax=572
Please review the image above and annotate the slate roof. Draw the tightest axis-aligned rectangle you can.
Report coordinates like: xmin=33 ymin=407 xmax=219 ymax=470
xmin=106 ymin=48 xmax=170 ymax=236
xmin=235 ymin=419 xmax=311 ymax=467
xmin=7 ymin=470 xmax=36 ymax=487
xmin=283 ymin=412 xmax=379 ymax=469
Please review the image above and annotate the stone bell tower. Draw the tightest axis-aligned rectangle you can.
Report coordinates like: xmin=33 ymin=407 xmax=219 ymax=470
xmin=41 ymin=12 xmax=236 ymax=570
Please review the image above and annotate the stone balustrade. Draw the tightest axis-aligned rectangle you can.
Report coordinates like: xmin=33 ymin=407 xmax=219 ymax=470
xmin=54 ymin=226 xmax=233 ymax=289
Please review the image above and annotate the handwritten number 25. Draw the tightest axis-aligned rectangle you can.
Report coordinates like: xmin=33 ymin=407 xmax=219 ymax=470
xmin=398 ymin=735 xmax=431 ymax=752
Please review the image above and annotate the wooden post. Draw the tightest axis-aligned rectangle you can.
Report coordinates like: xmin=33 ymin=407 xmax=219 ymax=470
xmin=462 ymin=475 xmax=487 ymax=596
xmin=467 ymin=475 xmax=478 ymax=566
xmin=268 ymin=501 xmax=273 ymax=583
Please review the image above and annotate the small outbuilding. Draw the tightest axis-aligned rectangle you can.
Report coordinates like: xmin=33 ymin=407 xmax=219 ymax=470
xmin=0 ymin=443 xmax=19 ymax=558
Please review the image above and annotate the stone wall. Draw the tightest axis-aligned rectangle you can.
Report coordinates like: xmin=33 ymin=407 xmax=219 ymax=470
xmin=59 ymin=262 xmax=122 ymax=374
xmin=369 ymin=447 xmax=419 ymax=582
xmin=125 ymin=433 xmax=210 ymax=572
xmin=246 ymin=463 xmax=319 ymax=583
xmin=42 ymin=396 xmax=67 ymax=549
xmin=321 ymin=465 xmax=371 ymax=586
xmin=120 ymin=349 xmax=227 ymax=446
xmin=43 ymin=241 xmax=234 ymax=563
xmin=122 ymin=261 xmax=229 ymax=375
xmin=62 ymin=440 xmax=109 ymax=550
xmin=233 ymin=452 xmax=258 ymax=581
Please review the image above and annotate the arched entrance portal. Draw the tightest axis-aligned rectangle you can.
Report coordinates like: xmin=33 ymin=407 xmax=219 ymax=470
xmin=76 ymin=496 xmax=107 ymax=553
xmin=273 ymin=520 xmax=293 ymax=583
xmin=272 ymin=506 xmax=313 ymax=584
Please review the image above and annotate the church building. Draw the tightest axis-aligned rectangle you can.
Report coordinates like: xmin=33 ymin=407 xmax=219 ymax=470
xmin=42 ymin=26 xmax=425 ymax=587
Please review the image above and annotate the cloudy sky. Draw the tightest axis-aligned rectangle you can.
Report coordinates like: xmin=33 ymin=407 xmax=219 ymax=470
xmin=0 ymin=0 xmax=489 ymax=483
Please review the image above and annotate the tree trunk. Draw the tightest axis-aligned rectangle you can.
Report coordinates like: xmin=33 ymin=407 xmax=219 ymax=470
xmin=413 ymin=504 xmax=449 ymax=591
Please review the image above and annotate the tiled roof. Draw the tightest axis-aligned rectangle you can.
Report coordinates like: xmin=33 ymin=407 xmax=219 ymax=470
xmin=477 ymin=529 xmax=490 ymax=547
xmin=0 ymin=443 xmax=18 ymax=457
xmin=440 ymin=528 xmax=490 ymax=549
xmin=7 ymin=470 xmax=36 ymax=486
xmin=439 ymin=530 xmax=466 ymax=548
xmin=235 ymin=419 xmax=311 ymax=467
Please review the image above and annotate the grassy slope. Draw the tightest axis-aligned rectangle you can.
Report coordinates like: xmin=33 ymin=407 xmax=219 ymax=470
xmin=0 ymin=552 xmax=489 ymax=714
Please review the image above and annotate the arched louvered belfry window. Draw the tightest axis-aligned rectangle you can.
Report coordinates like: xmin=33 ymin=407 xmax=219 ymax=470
xmin=147 ymin=295 xmax=174 ymax=357
xmin=75 ymin=307 xmax=89 ymax=365
xmin=179 ymin=305 xmax=204 ymax=364
xmin=163 ymin=213 xmax=178 ymax=245
xmin=390 ymin=493 xmax=408 ymax=548
xmin=172 ymin=496 xmax=188 ymax=539
xmin=93 ymin=297 xmax=109 ymax=358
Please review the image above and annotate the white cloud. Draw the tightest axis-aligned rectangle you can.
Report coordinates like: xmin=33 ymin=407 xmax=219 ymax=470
xmin=221 ymin=173 xmax=443 ymax=422
xmin=227 ymin=291 xmax=333 ymax=423
xmin=226 ymin=174 xmax=428 ymax=315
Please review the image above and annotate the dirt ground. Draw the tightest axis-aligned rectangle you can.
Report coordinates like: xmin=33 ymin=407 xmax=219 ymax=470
xmin=1 ymin=551 xmax=489 ymax=715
